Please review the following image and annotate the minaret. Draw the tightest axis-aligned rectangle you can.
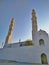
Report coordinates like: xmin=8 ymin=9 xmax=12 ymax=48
xmin=5 ymin=18 xmax=15 ymax=44
xmin=32 ymin=9 xmax=38 ymax=32
xmin=32 ymin=9 xmax=38 ymax=44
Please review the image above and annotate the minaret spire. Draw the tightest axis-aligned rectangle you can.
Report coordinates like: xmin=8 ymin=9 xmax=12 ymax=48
xmin=5 ymin=18 xmax=15 ymax=44
xmin=32 ymin=9 xmax=38 ymax=32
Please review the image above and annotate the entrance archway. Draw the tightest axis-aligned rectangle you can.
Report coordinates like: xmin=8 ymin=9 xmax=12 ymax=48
xmin=41 ymin=53 xmax=48 ymax=64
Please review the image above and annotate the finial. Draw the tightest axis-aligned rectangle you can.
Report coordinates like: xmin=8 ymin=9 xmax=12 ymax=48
xmin=12 ymin=18 xmax=14 ymax=21
xmin=32 ymin=9 xmax=36 ymax=14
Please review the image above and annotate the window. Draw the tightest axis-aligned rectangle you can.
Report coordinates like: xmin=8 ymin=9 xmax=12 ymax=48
xmin=41 ymin=53 xmax=48 ymax=64
xmin=39 ymin=39 xmax=44 ymax=45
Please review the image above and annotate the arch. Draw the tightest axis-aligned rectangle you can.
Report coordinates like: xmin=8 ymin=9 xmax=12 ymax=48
xmin=39 ymin=39 xmax=44 ymax=45
xmin=41 ymin=53 xmax=48 ymax=64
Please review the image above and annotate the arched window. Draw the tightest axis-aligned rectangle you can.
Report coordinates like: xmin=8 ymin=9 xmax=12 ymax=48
xmin=39 ymin=39 xmax=44 ymax=45
xmin=41 ymin=53 xmax=48 ymax=64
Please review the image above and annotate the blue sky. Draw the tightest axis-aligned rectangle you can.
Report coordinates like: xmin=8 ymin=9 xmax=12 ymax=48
xmin=0 ymin=0 xmax=49 ymax=47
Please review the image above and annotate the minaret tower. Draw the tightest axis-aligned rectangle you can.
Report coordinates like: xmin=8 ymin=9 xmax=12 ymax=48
xmin=32 ymin=9 xmax=38 ymax=32
xmin=5 ymin=18 xmax=15 ymax=44
xmin=32 ymin=9 xmax=38 ymax=44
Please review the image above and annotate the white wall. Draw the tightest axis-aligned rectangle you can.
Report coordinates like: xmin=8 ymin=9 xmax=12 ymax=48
xmin=32 ymin=30 xmax=49 ymax=63
xmin=0 ymin=45 xmax=49 ymax=64
xmin=0 ymin=30 xmax=49 ymax=64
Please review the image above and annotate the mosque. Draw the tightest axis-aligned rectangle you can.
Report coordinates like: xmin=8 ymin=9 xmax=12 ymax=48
xmin=0 ymin=9 xmax=49 ymax=64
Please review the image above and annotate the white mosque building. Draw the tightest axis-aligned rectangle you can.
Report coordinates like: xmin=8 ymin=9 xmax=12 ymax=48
xmin=0 ymin=9 xmax=49 ymax=64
